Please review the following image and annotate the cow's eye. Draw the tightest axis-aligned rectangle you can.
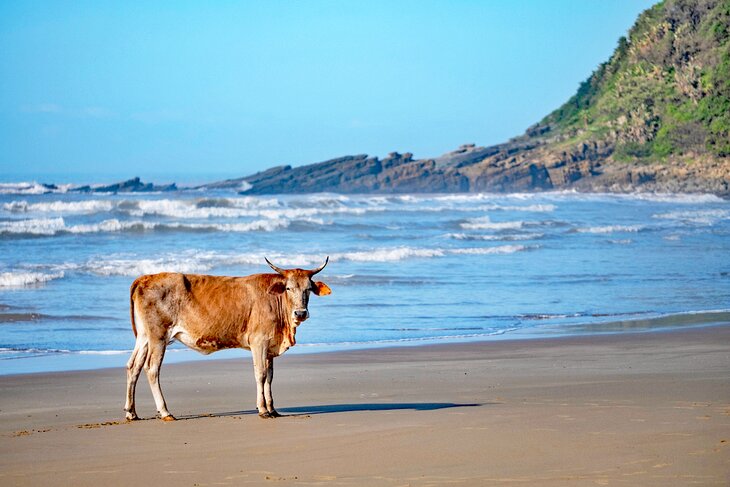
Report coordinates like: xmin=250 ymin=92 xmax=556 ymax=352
xmin=285 ymin=287 xmax=292 ymax=291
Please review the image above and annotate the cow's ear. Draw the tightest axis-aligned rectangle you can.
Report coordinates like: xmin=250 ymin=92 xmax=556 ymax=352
xmin=313 ymin=281 xmax=331 ymax=296
xmin=268 ymin=282 xmax=286 ymax=295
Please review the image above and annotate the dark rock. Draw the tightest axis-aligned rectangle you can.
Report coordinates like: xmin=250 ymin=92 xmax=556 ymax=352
xmin=73 ymin=177 xmax=177 ymax=193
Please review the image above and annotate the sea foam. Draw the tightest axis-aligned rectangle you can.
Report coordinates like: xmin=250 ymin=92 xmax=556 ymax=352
xmin=29 ymin=243 xmax=532 ymax=279
xmin=447 ymin=232 xmax=544 ymax=241
xmin=460 ymin=216 xmax=527 ymax=231
xmin=0 ymin=217 xmax=299 ymax=237
xmin=653 ymin=209 xmax=730 ymax=225
xmin=3 ymin=200 xmax=114 ymax=214
xmin=575 ymin=225 xmax=645 ymax=234
xmin=0 ymin=271 xmax=65 ymax=288
xmin=0 ymin=182 xmax=73 ymax=195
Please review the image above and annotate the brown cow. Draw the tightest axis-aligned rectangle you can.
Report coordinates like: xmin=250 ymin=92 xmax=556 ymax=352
xmin=123 ymin=257 xmax=331 ymax=421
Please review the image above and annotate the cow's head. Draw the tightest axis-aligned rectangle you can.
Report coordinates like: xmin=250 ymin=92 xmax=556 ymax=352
xmin=265 ymin=257 xmax=331 ymax=325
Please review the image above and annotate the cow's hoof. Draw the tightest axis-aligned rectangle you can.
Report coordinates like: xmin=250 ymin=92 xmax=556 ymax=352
xmin=268 ymin=410 xmax=282 ymax=418
xmin=258 ymin=412 xmax=273 ymax=419
xmin=161 ymin=414 xmax=177 ymax=422
xmin=125 ymin=412 xmax=139 ymax=421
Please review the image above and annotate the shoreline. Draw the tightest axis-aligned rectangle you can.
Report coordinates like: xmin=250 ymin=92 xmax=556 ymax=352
xmin=2 ymin=313 xmax=729 ymax=376
xmin=1 ymin=324 xmax=728 ymax=485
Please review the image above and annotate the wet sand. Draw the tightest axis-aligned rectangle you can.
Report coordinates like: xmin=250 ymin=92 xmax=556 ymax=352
xmin=1 ymin=326 xmax=729 ymax=486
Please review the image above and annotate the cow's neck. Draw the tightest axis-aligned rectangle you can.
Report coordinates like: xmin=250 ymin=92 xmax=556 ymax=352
xmin=273 ymin=297 xmax=297 ymax=356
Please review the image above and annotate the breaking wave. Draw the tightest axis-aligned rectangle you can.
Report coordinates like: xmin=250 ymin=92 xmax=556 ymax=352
xmin=2 ymin=195 xmax=556 ymax=220
xmin=450 ymin=245 xmax=531 ymax=255
xmin=16 ymin=244 xmax=533 ymax=280
xmin=460 ymin=216 xmax=529 ymax=231
xmin=489 ymin=190 xmax=725 ymax=204
xmin=0 ymin=271 xmax=65 ymax=288
xmin=574 ymin=225 xmax=645 ymax=234
xmin=447 ymin=232 xmax=544 ymax=241
xmin=653 ymin=209 xmax=730 ymax=225
xmin=0 ymin=216 xmax=307 ymax=237
xmin=3 ymin=200 xmax=114 ymax=214
xmin=125 ymin=198 xmax=376 ymax=219
xmin=0 ymin=182 xmax=74 ymax=195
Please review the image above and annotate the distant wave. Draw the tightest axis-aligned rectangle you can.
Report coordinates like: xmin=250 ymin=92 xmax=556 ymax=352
xmin=477 ymin=204 xmax=556 ymax=212
xmin=0 ymin=216 xmax=312 ymax=238
xmin=3 ymin=200 xmax=114 ymax=214
xmin=1 ymin=195 xmax=558 ymax=219
xmin=446 ymin=232 xmax=544 ymax=241
xmin=4 ymin=191 xmax=720 ymax=224
xmin=451 ymin=245 xmax=531 ymax=255
xmin=126 ymin=198 xmax=377 ymax=219
xmin=492 ymin=190 xmax=725 ymax=204
xmin=9 ymin=244 xmax=534 ymax=281
xmin=460 ymin=216 xmax=531 ymax=231
xmin=653 ymin=209 xmax=730 ymax=225
xmin=368 ymin=194 xmax=557 ymax=211
xmin=574 ymin=224 xmax=645 ymax=234
xmin=0 ymin=182 xmax=73 ymax=195
xmin=367 ymin=191 xmax=724 ymax=204
xmin=0 ymin=181 xmax=723 ymax=205
xmin=613 ymin=192 xmax=725 ymax=203
xmin=332 ymin=245 xmax=531 ymax=262
xmin=1 ymin=196 xmax=381 ymax=220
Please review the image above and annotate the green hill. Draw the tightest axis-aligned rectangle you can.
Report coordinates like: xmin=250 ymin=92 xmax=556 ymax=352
xmin=541 ymin=0 xmax=730 ymax=160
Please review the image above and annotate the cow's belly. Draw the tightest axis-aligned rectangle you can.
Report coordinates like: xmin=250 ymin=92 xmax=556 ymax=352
xmin=169 ymin=325 xmax=241 ymax=355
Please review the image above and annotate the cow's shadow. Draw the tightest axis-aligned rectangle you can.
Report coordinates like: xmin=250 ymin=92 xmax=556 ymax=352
xmin=178 ymin=402 xmax=481 ymax=420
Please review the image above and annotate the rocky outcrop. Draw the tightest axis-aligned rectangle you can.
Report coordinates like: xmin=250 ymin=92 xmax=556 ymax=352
xmin=222 ymin=134 xmax=728 ymax=197
xmin=73 ymin=177 xmax=177 ymax=193
xmin=239 ymin=153 xmax=470 ymax=194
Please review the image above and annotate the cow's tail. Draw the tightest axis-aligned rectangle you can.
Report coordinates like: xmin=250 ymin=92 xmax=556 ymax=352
xmin=129 ymin=279 xmax=139 ymax=338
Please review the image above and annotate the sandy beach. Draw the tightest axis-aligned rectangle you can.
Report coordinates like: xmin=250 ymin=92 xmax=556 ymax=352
xmin=1 ymin=326 xmax=728 ymax=486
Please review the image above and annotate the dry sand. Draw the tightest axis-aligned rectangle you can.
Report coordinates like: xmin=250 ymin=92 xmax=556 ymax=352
xmin=1 ymin=326 xmax=729 ymax=486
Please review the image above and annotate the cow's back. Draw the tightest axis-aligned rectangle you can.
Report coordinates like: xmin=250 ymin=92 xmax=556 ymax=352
xmin=131 ymin=272 xmax=282 ymax=352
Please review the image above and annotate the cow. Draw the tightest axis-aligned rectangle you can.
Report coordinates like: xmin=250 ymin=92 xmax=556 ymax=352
xmin=123 ymin=257 xmax=331 ymax=421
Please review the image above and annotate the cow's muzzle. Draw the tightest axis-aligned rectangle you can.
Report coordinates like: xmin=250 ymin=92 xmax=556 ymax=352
xmin=293 ymin=309 xmax=309 ymax=323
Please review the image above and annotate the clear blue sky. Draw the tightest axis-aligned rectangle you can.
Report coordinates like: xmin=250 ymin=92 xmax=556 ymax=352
xmin=0 ymin=0 xmax=656 ymax=184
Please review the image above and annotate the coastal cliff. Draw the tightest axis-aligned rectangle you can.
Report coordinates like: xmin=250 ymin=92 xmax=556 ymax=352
xmin=220 ymin=0 xmax=728 ymax=196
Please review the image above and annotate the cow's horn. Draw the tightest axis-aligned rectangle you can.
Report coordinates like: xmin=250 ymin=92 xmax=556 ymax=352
xmin=265 ymin=257 xmax=286 ymax=275
xmin=310 ymin=256 xmax=329 ymax=276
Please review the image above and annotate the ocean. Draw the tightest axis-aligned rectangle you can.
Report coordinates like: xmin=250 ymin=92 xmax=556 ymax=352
xmin=1 ymin=183 xmax=729 ymax=374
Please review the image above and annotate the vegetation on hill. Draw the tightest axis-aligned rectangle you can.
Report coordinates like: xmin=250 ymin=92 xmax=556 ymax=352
xmin=540 ymin=0 xmax=730 ymax=160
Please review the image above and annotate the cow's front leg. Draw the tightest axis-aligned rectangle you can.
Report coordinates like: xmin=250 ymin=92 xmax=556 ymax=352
xmin=264 ymin=357 xmax=280 ymax=417
xmin=251 ymin=345 xmax=272 ymax=418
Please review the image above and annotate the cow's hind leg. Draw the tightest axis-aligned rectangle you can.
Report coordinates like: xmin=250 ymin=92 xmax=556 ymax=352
xmin=145 ymin=338 xmax=175 ymax=421
xmin=124 ymin=336 xmax=148 ymax=420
